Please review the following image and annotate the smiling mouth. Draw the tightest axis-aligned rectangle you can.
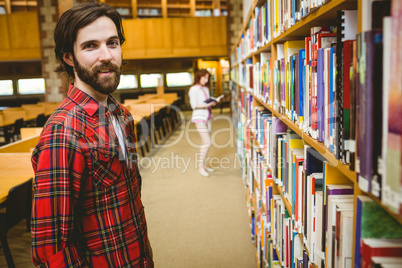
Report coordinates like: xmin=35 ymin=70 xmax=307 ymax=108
xmin=98 ymin=69 xmax=114 ymax=76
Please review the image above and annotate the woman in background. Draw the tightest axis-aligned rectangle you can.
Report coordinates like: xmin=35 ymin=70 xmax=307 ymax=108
xmin=188 ymin=69 xmax=217 ymax=177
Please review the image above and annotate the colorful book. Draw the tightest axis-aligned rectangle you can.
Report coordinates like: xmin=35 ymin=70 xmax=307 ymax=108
xmin=326 ymin=195 xmax=354 ymax=268
xmin=316 ymin=48 xmax=325 ymax=142
xmin=356 ymin=30 xmax=383 ymax=194
xmin=382 ymin=14 xmax=402 ymax=215
xmin=342 ymin=40 xmax=355 ymax=165
xmin=361 ymin=238 xmax=402 ymax=268
xmin=349 ymin=40 xmax=357 ymax=171
xmin=371 ymin=256 xmax=402 ymax=268
xmin=354 ymin=195 xmax=402 ymax=268
xmin=334 ymin=210 xmax=354 ymax=268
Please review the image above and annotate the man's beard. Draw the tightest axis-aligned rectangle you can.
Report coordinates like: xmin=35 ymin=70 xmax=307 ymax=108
xmin=74 ymin=57 xmax=122 ymax=95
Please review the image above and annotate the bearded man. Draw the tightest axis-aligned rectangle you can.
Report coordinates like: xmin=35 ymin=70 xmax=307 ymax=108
xmin=30 ymin=2 xmax=153 ymax=267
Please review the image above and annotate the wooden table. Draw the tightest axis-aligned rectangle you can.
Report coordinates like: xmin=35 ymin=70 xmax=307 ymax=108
xmin=20 ymin=127 xmax=43 ymax=140
xmin=0 ymin=134 xmax=39 ymax=153
xmin=0 ymin=153 xmax=34 ymax=204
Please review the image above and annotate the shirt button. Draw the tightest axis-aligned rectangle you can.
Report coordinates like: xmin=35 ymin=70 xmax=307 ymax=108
xmin=104 ymin=154 xmax=108 ymax=158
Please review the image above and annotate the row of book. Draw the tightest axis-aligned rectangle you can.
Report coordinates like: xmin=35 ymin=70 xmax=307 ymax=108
xmin=235 ymin=0 xmax=345 ymax=62
xmin=236 ymin=2 xmax=272 ymax=61
xmin=236 ymin=105 xmax=402 ymax=267
xmin=137 ymin=8 xmax=161 ymax=15
xmin=272 ymin=0 xmax=328 ymax=39
xmin=235 ymin=2 xmax=401 ymax=216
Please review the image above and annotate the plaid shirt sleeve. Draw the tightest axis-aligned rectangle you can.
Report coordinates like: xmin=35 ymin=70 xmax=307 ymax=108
xmin=31 ymin=124 xmax=87 ymax=268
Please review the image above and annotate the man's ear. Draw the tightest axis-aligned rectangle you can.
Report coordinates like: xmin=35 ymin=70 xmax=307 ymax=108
xmin=63 ymin=52 xmax=74 ymax=67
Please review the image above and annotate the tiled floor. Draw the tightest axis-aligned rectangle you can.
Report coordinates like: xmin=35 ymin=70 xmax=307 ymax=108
xmin=0 ymin=219 xmax=33 ymax=268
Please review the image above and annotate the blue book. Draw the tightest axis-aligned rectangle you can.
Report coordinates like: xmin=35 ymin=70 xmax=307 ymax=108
xmin=266 ymin=183 xmax=273 ymax=233
xmin=302 ymin=249 xmax=309 ymax=268
xmin=317 ymin=48 xmax=325 ymax=142
xmin=292 ymin=231 xmax=297 ymax=268
xmin=292 ymin=0 xmax=296 ymax=25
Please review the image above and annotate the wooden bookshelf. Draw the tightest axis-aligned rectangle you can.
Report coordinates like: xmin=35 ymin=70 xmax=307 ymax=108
xmin=270 ymin=0 xmax=357 ymax=44
xmin=0 ymin=0 xmax=227 ymax=18
xmin=231 ymin=0 xmax=402 ymax=267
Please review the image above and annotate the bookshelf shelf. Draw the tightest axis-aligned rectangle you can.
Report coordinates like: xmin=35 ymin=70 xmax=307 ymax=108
xmin=254 ymin=43 xmax=272 ymax=55
xmin=195 ymin=5 xmax=213 ymax=9
xmin=249 ymin=87 xmax=357 ymax=183
xmin=232 ymin=0 xmax=402 ymax=267
xmin=235 ymin=0 xmax=357 ymax=49
xmin=274 ymin=183 xmax=292 ymax=217
xmin=271 ymin=0 xmax=357 ymax=44
xmin=265 ymin=104 xmax=356 ymax=182
xmin=137 ymin=4 xmax=163 ymax=8
xmin=137 ymin=14 xmax=163 ymax=17
xmin=167 ymin=4 xmax=191 ymax=8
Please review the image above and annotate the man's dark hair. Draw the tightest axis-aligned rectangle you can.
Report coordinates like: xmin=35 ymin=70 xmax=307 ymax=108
xmin=54 ymin=1 xmax=126 ymax=78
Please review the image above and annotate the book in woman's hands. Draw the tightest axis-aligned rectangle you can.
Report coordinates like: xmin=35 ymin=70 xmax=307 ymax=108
xmin=204 ymin=94 xmax=224 ymax=103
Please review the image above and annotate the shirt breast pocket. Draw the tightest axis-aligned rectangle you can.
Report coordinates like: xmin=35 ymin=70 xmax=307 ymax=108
xmin=90 ymin=146 xmax=123 ymax=188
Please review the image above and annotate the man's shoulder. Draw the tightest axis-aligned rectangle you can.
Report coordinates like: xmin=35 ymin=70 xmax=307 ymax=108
xmin=45 ymin=98 xmax=87 ymax=133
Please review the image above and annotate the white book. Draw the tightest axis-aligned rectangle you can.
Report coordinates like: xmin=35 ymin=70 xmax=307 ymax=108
xmin=306 ymin=173 xmax=323 ymax=256
xmin=326 ymin=196 xmax=353 ymax=268
xmin=340 ymin=10 xmax=358 ymax=42
xmin=314 ymin=191 xmax=324 ymax=268
xmin=336 ymin=210 xmax=354 ymax=268
xmin=277 ymin=44 xmax=285 ymax=60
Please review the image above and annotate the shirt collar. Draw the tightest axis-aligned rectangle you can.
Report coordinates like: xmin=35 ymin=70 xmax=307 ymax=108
xmin=67 ymin=84 xmax=123 ymax=117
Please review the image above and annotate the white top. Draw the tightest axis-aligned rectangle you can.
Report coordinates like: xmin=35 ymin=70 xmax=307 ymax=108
xmin=111 ymin=115 xmax=128 ymax=165
xmin=188 ymin=84 xmax=210 ymax=122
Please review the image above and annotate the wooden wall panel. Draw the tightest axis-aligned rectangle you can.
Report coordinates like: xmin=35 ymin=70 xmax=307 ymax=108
xmin=0 ymin=13 xmax=227 ymax=61
xmin=0 ymin=12 xmax=41 ymax=61
xmin=199 ymin=17 xmax=226 ymax=47
xmin=122 ymin=19 xmax=146 ymax=58
xmin=0 ymin=16 xmax=10 ymax=51
xmin=8 ymin=12 xmax=40 ymax=50
xmin=144 ymin=18 xmax=172 ymax=57
xmin=172 ymin=17 xmax=200 ymax=56
xmin=122 ymin=16 xmax=227 ymax=59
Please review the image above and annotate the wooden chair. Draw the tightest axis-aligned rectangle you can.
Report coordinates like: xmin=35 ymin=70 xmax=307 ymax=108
xmin=0 ymin=178 xmax=33 ymax=268
xmin=135 ymin=118 xmax=150 ymax=156
xmin=4 ymin=118 xmax=24 ymax=143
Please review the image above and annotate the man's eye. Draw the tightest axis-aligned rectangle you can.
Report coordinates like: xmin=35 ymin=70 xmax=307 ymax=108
xmin=84 ymin=43 xmax=95 ymax=49
xmin=109 ymin=40 xmax=120 ymax=46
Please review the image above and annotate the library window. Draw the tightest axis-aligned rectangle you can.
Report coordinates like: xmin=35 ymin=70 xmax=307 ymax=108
xmin=140 ymin=73 xmax=162 ymax=88
xmin=0 ymin=80 xmax=13 ymax=96
xmin=166 ymin=72 xmax=193 ymax=87
xmin=18 ymin=78 xmax=46 ymax=95
xmin=117 ymin=74 xmax=138 ymax=90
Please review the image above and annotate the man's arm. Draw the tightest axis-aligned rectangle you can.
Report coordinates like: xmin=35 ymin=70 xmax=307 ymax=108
xmin=31 ymin=124 xmax=87 ymax=268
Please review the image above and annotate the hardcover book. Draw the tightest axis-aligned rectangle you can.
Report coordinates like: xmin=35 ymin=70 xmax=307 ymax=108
xmin=354 ymin=195 xmax=402 ymax=268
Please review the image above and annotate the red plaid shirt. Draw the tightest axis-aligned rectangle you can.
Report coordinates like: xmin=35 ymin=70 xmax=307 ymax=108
xmin=31 ymin=85 xmax=153 ymax=268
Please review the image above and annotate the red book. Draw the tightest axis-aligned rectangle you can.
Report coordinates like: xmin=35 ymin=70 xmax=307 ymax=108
xmin=361 ymin=238 xmax=402 ymax=268
xmin=317 ymin=33 xmax=337 ymax=49
xmin=305 ymin=37 xmax=311 ymax=63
